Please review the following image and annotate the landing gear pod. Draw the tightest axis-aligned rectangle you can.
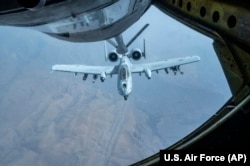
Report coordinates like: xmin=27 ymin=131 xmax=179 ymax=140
xmin=144 ymin=67 xmax=152 ymax=79
xmin=100 ymin=72 xmax=106 ymax=82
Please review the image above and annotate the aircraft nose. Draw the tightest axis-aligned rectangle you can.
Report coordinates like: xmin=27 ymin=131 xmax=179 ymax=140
xmin=122 ymin=83 xmax=127 ymax=89
xmin=119 ymin=81 xmax=132 ymax=97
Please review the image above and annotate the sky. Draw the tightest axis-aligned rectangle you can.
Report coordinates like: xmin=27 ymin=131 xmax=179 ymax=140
xmin=0 ymin=5 xmax=231 ymax=166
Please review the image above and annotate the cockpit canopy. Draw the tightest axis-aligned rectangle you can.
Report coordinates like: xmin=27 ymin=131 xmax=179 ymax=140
xmin=119 ymin=65 xmax=129 ymax=80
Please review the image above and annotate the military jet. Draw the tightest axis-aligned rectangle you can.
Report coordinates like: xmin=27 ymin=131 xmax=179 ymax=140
xmin=52 ymin=24 xmax=200 ymax=100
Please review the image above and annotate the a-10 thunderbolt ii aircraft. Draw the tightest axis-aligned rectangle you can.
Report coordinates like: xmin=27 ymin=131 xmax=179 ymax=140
xmin=52 ymin=24 xmax=200 ymax=100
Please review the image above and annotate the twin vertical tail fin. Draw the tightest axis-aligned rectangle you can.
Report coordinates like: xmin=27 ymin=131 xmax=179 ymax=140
xmin=126 ymin=23 xmax=149 ymax=48
xmin=143 ymin=38 xmax=146 ymax=59
xmin=126 ymin=24 xmax=149 ymax=59
xmin=105 ymin=23 xmax=149 ymax=59
xmin=104 ymin=41 xmax=108 ymax=62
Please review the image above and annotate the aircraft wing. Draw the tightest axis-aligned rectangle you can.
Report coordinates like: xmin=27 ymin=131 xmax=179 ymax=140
xmin=52 ymin=64 xmax=118 ymax=75
xmin=131 ymin=56 xmax=200 ymax=73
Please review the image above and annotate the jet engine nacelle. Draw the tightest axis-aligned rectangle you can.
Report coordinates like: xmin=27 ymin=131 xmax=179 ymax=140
xmin=131 ymin=48 xmax=143 ymax=61
xmin=108 ymin=51 xmax=119 ymax=62
xmin=17 ymin=0 xmax=46 ymax=10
